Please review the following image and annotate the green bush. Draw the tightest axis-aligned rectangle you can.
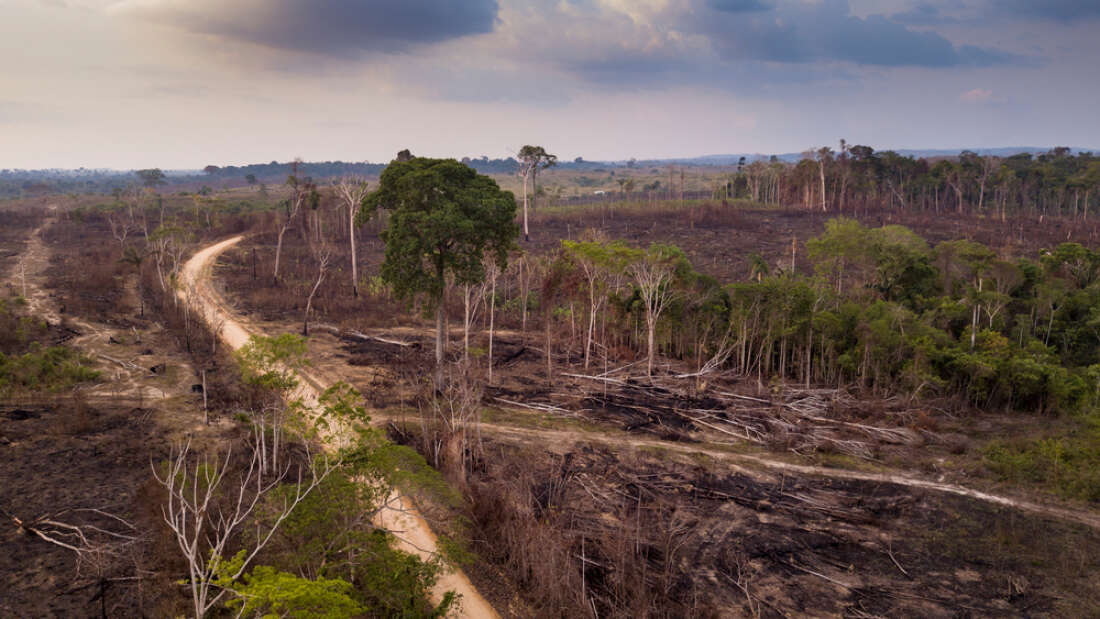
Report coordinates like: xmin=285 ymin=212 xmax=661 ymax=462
xmin=0 ymin=345 xmax=100 ymax=394
xmin=984 ymin=412 xmax=1100 ymax=503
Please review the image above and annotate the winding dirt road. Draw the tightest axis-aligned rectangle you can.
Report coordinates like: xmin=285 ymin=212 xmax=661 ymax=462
xmin=178 ymin=236 xmax=499 ymax=619
xmin=180 ymin=238 xmax=1100 ymax=579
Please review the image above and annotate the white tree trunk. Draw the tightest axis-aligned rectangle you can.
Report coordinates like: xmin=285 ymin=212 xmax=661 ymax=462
xmin=488 ymin=272 xmax=496 ymax=384
xmin=522 ymin=169 xmax=531 ymax=242
xmin=349 ymin=205 xmax=358 ymax=297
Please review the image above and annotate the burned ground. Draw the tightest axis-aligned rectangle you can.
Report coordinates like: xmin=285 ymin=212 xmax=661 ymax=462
xmin=0 ymin=208 xmax=235 ymax=617
xmin=0 ymin=400 xmax=179 ymax=617
xmin=459 ymin=440 xmax=1100 ymax=617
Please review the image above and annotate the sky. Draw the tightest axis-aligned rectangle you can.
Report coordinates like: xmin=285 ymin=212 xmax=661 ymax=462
xmin=2 ymin=0 xmax=1098 ymax=169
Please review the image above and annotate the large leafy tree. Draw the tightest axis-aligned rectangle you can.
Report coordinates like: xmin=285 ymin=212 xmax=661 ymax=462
xmin=135 ymin=168 xmax=166 ymax=188
xmin=359 ymin=157 xmax=518 ymax=379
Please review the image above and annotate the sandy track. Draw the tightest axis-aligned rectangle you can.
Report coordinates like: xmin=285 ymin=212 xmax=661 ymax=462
xmin=178 ymin=236 xmax=499 ymax=619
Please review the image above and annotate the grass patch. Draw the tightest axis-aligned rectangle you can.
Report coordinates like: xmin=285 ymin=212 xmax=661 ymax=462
xmin=983 ymin=412 xmax=1100 ymax=503
xmin=0 ymin=345 xmax=100 ymax=395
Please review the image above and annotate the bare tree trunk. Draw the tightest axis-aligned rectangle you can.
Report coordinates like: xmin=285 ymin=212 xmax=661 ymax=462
xmin=349 ymin=205 xmax=358 ymax=297
xmin=302 ymin=254 xmax=328 ymax=336
xmin=274 ymin=224 xmax=287 ymax=282
xmin=488 ymin=271 xmax=496 ymax=384
xmin=463 ymin=284 xmax=471 ymax=363
xmin=646 ymin=318 xmax=656 ymax=377
xmin=584 ymin=285 xmax=597 ymax=370
xmin=522 ymin=169 xmax=531 ymax=242
xmin=546 ymin=312 xmax=553 ymax=385
xmin=520 ymin=259 xmax=529 ymax=338
xmin=435 ymin=297 xmax=446 ymax=387
xmin=819 ymin=160 xmax=827 ymax=212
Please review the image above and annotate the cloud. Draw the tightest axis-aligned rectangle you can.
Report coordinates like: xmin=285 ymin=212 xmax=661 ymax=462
xmin=891 ymin=2 xmax=961 ymax=25
xmin=114 ymin=0 xmax=499 ymax=55
xmin=695 ymin=0 xmax=1018 ymax=67
xmin=706 ymin=0 xmax=772 ymax=13
xmin=959 ymin=88 xmax=995 ymax=104
xmin=998 ymin=0 xmax=1100 ymax=21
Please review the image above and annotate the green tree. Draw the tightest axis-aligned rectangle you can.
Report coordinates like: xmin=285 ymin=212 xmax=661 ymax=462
xmin=517 ymin=145 xmax=557 ymax=242
xmin=135 ymin=168 xmax=166 ymax=188
xmin=216 ymin=555 xmax=364 ymax=619
xmin=360 ymin=158 xmax=518 ymax=383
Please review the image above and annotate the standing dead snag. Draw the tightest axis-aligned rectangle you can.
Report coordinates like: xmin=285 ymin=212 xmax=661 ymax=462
xmin=152 ymin=438 xmax=333 ymax=619
xmin=334 ymin=176 xmax=369 ymax=297
xmin=274 ymin=162 xmax=316 ymax=283
xmin=486 ymin=261 xmax=499 ymax=384
xmin=302 ymin=235 xmax=332 ymax=337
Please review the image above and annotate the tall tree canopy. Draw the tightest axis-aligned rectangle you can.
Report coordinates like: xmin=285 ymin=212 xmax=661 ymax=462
xmin=359 ymin=157 xmax=518 ymax=374
xmin=135 ymin=168 xmax=166 ymax=188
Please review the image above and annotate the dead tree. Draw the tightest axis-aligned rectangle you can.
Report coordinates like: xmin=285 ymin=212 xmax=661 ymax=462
xmin=421 ymin=368 xmax=483 ymax=485
xmin=462 ymin=278 xmax=489 ymax=363
xmin=3 ymin=505 xmax=139 ymax=577
xmin=274 ymin=165 xmax=313 ymax=283
xmin=302 ymin=241 xmax=332 ymax=337
xmin=334 ymin=176 xmax=369 ymax=297
xmin=151 ymin=438 xmax=333 ymax=619
xmin=486 ymin=261 xmax=499 ymax=384
xmin=106 ymin=212 xmax=131 ymax=249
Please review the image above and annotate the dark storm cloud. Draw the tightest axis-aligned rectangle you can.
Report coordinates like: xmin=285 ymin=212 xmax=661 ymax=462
xmin=706 ymin=0 xmax=773 ymax=13
xmin=891 ymin=2 xmax=962 ymax=25
xmin=696 ymin=0 xmax=1018 ymax=67
xmin=998 ymin=0 xmax=1100 ymax=21
xmin=126 ymin=0 xmax=499 ymax=55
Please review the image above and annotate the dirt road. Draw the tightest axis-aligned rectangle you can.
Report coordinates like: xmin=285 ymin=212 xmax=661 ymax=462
xmin=178 ymin=236 xmax=500 ymax=619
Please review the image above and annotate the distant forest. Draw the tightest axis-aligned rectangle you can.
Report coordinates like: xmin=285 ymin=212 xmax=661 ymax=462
xmin=5 ymin=147 xmax=1099 ymax=220
xmin=0 ymin=155 xmax=590 ymax=198
xmin=723 ymin=146 xmax=1100 ymax=219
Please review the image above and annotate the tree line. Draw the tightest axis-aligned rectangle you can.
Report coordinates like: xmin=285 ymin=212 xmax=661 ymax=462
xmin=728 ymin=144 xmax=1100 ymax=220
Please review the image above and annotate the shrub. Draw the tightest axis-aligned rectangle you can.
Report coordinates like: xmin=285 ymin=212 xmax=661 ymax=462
xmin=0 ymin=345 xmax=100 ymax=394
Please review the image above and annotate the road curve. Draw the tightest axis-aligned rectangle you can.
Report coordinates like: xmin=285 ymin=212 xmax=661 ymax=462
xmin=178 ymin=236 xmax=499 ymax=619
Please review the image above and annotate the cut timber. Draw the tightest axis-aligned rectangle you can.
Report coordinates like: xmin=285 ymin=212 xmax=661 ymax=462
xmin=312 ymin=323 xmax=414 ymax=347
